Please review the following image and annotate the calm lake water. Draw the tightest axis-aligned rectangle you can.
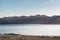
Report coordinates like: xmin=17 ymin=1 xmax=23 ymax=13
xmin=0 ymin=24 xmax=60 ymax=36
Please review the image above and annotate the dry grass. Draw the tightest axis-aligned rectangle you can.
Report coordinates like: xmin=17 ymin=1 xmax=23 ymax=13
xmin=0 ymin=34 xmax=60 ymax=40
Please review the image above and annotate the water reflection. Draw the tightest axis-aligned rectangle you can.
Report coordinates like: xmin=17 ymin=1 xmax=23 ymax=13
xmin=0 ymin=24 xmax=60 ymax=36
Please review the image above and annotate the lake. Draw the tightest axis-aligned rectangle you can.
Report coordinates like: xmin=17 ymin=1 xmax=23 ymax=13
xmin=0 ymin=24 xmax=60 ymax=36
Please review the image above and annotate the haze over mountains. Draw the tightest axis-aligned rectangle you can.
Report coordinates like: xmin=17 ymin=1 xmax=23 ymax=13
xmin=0 ymin=15 xmax=60 ymax=24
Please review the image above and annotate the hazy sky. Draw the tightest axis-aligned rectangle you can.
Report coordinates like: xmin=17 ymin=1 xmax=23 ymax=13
xmin=0 ymin=0 xmax=60 ymax=17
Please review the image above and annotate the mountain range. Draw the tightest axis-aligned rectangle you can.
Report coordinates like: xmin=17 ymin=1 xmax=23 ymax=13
xmin=0 ymin=15 xmax=60 ymax=24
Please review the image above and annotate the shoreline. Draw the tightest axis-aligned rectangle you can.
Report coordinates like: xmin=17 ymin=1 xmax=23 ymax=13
xmin=0 ymin=33 xmax=60 ymax=40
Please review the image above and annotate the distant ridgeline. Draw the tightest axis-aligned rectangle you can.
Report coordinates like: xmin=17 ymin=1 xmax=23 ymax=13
xmin=0 ymin=15 xmax=60 ymax=24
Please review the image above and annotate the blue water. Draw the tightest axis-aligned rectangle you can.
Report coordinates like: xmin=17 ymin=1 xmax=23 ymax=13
xmin=0 ymin=24 xmax=60 ymax=36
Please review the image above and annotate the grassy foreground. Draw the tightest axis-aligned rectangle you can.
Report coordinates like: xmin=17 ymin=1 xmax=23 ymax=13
xmin=0 ymin=33 xmax=60 ymax=40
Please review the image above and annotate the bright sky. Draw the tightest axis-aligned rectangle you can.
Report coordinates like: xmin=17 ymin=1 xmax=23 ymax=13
xmin=0 ymin=0 xmax=60 ymax=17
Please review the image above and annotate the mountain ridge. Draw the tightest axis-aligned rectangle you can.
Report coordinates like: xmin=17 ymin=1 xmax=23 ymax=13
xmin=0 ymin=15 xmax=60 ymax=24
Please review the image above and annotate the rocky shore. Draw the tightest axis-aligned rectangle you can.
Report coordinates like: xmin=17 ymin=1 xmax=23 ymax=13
xmin=0 ymin=33 xmax=60 ymax=40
